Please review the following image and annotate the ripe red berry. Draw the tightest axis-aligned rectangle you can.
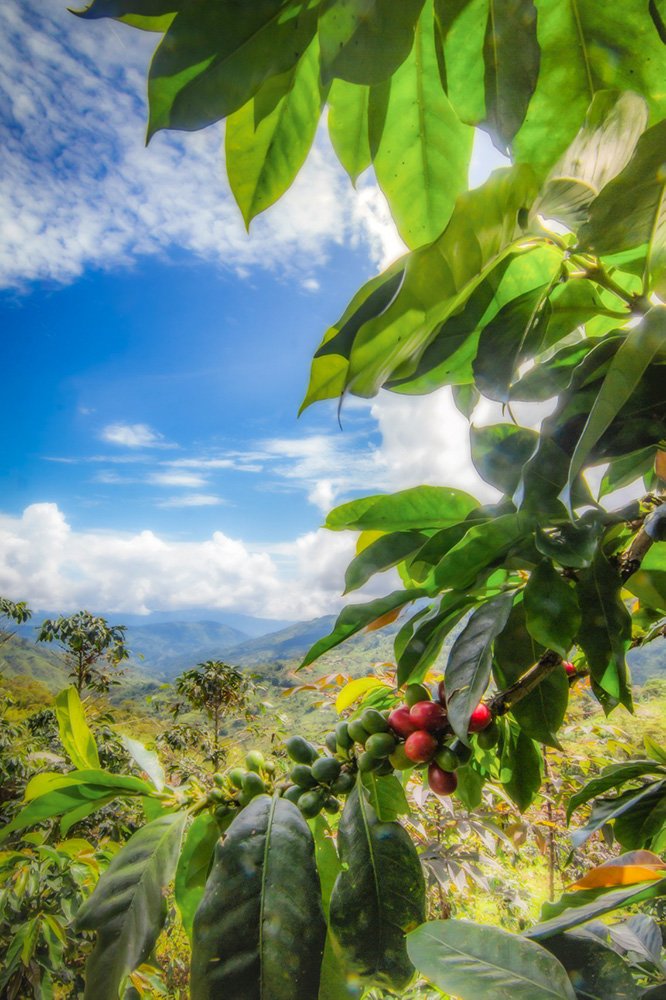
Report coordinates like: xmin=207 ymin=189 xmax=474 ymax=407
xmin=387 ymin=705 xmax=418 ymax=738
xmin=468 ymin=703 xmax=492 ymax=732
xmin=409 ymin=700 xmax=447 ymax=732
xmin=428 ymin=763 xmax=458 ymax=796
xmin=563 ymin=660 xmax=576 ymax=676
xmin=404 ymin=730 xmax=437 ymax=763
xmin=437 ymin=679 xmax=447 ymax=705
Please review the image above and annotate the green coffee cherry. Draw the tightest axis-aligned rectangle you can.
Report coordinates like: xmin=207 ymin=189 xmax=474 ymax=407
xmin=283 ymin=785 xmax=303 ymax=805
xmin=405 ymin=683 xmax=430 ymax=707
xmin=451 ymin=740 xmax=472 ymax=765
xmin=335 ymin=721 xmax=353 ymax=750
xmin=331 ymin=771 xmax=355 ymax=795
xmin=285 ymin=736 xmax=318 ymax=764
xmin=389 ymin=744 xmax=413 ymax=770
xmin=213 ymin=773 xmax=225 ymax=787
xmin=358 ymin=750 xmax=381 ymax=773
xmin=298 ymin=789 xmax=325 ymax=819
xmin=323 ymin=796 xmax=341 ymax=815
xmin=375 ymin=759 xmax=393 ymax=776
xmin=209 ymin=788 xmax=225 ymax=802
xmin=434 ymin=746 xmax=459 ymax=772
xmin=347 ymin=719 xmax=370 ymax=745
xmin=245 ymin=750 xmax=265 ymax=773
xmin=214 ymin=803 xmax=231 ymax=820
xmin=264 ymin=759 xmax=276 ymax=775
xmin=365 ymin=732 xmax=397 ymax=759
xmin=311 ymin=756 xmax=342 ymax=784
xmin=242 ymin=771 xmax=265 ymax=797
xmin=361 ymin=709 xmax=390 ymax=734
xmin=324 ymin=732 xmax=338 ymax=755
xmin=477 ymin=721 xmax=499 ymax=749
xmin=228 ymin=767 xmax=245 ymax=789
xmin=290 ymin=764 xmax=318 ymax=789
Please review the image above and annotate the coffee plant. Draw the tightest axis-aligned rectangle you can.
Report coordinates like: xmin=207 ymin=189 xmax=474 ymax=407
xmin=6 ymin=0 xmax=666 ymax=996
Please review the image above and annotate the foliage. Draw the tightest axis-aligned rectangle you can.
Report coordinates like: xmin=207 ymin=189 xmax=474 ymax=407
xmin=15 ymin=0 xmax=666 ymax=996
xmin=38 ymin=611 xmax=130 ymax=694
xmin=172 ymin=660 xmax=254 ymax=769
xmin=0 ymin=597 xmax=32 ymax=646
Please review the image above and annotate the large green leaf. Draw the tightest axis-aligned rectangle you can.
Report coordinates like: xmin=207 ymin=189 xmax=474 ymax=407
xmin=327 ymin=486 xmax=479 ymax=532
xmin=147 ymin=0 xmax=318 ymax=136
xmin=225 ymin=40 xmax=324 ymax=227
xmin=570 ymin=781 xmax=666 ymax=849
xmin=534 ymin=511 xmax=604 ymax=569
xmin=174 ymin=813 xmax=219 ymax=941
xmin=532 ymin=90 xmax=648 ymax=231
xmin=471 ymin=425 xmax=538 ymax=496
xmin=612 ymin=782 xmax=666 ymax=851
xmin=513 ymin=0 xmax=666 ymax=176
xmin=327 ymin=79 xmax=371 ymax=184
xmin=432 ymin=513 xmax=527 ymax=591
xmin=371 ymin=3 xmax=474 ymax=248
xmin=482 ymin=0 xmax=540 ymax=150
xmin=511 ymin=667 xmax=569 ymax=750
xmin=407 ymin=919 xmax=576 ymax=1000
xmin=524 ymin=560 xmax=580 ymax=657
xmin=344 ymin=531 xmax=428 ymax=593
xmin=75 ymin=0 xmax=179 ymax=29
xmin=500 ymin=726 xmax=543 ymax=812
xmin=120 ymin=736 xmax=166 ymax=792
xmin=566 ymin=309 xmax=666 ymax=501
xmin=300 ymin=588 xmax=426 ymax=668
xmin=310 ymin=817 xmax=358 ymax=1000
xmin=543 ymin=930 xmax=640 ymax=1000
xmin=329 ymin=786 xmax=425 ymax=991
xmin=566 ymin=761 xmax=666 ymax=821
xmin=318 ymin=0 xmax=425 ymax=85
xmin=527 ymin=877 xmax=666 ymax=940
xmin=494 ymin=596 xmax=543 ymax=682
xmin=191 ymin=795 xmax=326 ymax=1000
xmin=76 ymin=812 xmax=186 ymax=1000
xmin=575 ymin=551 xmax=633 ymax=711
xmin=54 ymin=686 xmax=100 ymax=771
xmin=445 ymin=592 xmax=514 ymax=742
xmin=360 ymin=772 xmax=410 ymax=821
xmin=397 ymin=592 xmax=474 ymax=685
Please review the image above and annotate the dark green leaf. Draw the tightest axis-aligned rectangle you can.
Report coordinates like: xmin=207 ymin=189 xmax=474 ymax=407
xmin=191 ymin=795 xmax=326 ymax=1000
xmin=327 ymin=79 xmax=371 ymax=184
xmin=599 ymin=446 xmax=657 ymax=500
xmin=371 ymin=5 xmax=474 ymax=248
xmin=329 ymin=786 xmax=425 ymax=991
xmin=54 ymin=686 xmax=100 ymax=771
xmin=482 ymin=0 xmax=539 ymax=150
xmin=326 ymin=486 xmax=479 ymax=532
xmin=511 ymin=668 xmax=569 ymax=750
xmin=310 ymin=817 xmax=359 ymax=1000
xmin=397 ymin=593 xmax=473 ymax=686
xmin=567 ymin=761 xmax=666 ymax=822
xmin=407 ymin=919 xmax=576 ymax=1000
xmin=500 ymin=727 xmax=542 ymax=811
xmin=454 ymin=763 xmax=484 ymax=810
xmin=76 ymin=812 xmax=186 ymax=1000
xmin=445 ymin=593 xmax=514 ymax=742
xmin=174 ymin=813 xmax=219 ymax=941
xmin=225 ymin=39 xmax=324 ymax=227
xmin=534 ymin=512 xmax=604 ymax=569
xmin=452 ymin=383 xmax=480 ymax=418
xmin=300 ymin=588 xmax=426 ymax=668
xmin=344 ymin=531 xmax=428 ymax=593
xmin=575 ymin=551 xmax=633 ymax=712
xmin=494 ymin=597 xmax=544 ymax=683
xmin=74 ymin=0 xmax=179 ymax=21
xmin=528 ymin=878 xmax=666 ymax=941
xmin=148 ymin=0 xmax=317 ymax=136
xmin=318 ymin=0 xmax=425 ymax=86
xmin=433 ymin=514 xmax=527 ymax=591
xmin=471 ymin=424 xmax=538 ymax=495
xmin=361 ymin=772 xmax=410 ymax=821
xmin=571 ymin=781 xmax=666 ymax=850
xmin=524 ymin=560 xmax=580 ymax=657
xmin=434 ymin=0 xmax=486 ymax=126
xmin=543 ymin=930 xmax=640 ymax=1000
xmin=613 ymin=783 xmax=666 ymax=851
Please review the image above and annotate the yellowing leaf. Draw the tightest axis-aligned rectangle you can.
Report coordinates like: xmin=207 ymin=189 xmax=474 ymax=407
xmin=335 ymin=676 xmax=386 ymax=714
xmin=569 ymin=851 xmax=666 ymax=890
xmin=356 ymin=530 xmax=385 ymax=555
xmin=656 ymin=449 xmax=666 ymax=481
xmin=366 ymin=607 xmax=402 ymax=631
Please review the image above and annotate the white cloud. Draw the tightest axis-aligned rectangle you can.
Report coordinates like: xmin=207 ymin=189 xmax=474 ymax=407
xmin=157 ymin=494 xmax=223 ymax=508
xmin=100 ymin=423 xmax=166 ymax=448
xmin=0 ymin=2 xmax=400 ymax=291
xmin=0 ymin=503 xmax=361 ymax=619
xmin=148 ymin=471 xmax=207 ymax=488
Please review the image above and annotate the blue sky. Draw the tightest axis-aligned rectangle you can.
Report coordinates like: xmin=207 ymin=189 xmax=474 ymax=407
xmin=0 ymin=1 xmax=505 ymax=620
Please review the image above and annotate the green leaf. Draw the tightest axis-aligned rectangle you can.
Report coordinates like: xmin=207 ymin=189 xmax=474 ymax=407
xmin=511 ymin=668 xmax=569 ymax=750
xmin=327 ymin=80 xmax=371 ymax=184
xmin=361 ymin=772 xmax=410 ymax=821
xmin=397 ymin=593 xmax=473 ymax=686
xmin=578 ymin=120 xmax=666 ymax=272
xmin=500 ymin=726 xmax=543 ymax=812
xmin=407 ymin=919 xmax=576 ymax=1000
xmin=121 ymin=736 xmax=166 ymax=792
xmin=54 ymin=687 xmax=100 ymax=771
xmin=310 ymin=817 xmax=359 ymax=1000
xmin=494 ymin=597 xmax=544 ymax=683
xmin=300 ymin=588 xmax=426 ymax=669
xmin=74 ymin=0 xmax=179 ymax=24
xmin=76 ymin=812 xmax=186 ymax=1000
xmin=329 ymin=786 xmax=425 ymax=991
xmin=566 ymin=761 xmax=666 ymax=821
xmin=534 ymin=512 xmax=604 ymax=569
xmin=471 ymin=424 xmax=538 ymax=495
xmin=566 ymin=308 xmax=666 ymax=501
xmin=599 ymin=445 xmax=657 ymax=499
xmin=318 ymin=0 xmax=425 ymax=86
xmin=575 ymin=551 xmax=633 ymax=712
xmin=147 ymin=0 xmax=317 ymax=136
xmin=570 ymin=781 xmax=666 ymax=849
xmin=344 ymin=531 xmax=428 ymax=593
xmin=225 ymin=39 xmax=324 ymax=227
xmin=454 ymin=763 xmax=484 ymax=810
xmin=527 ymin=877 xmax=666 ymax=940
xmin=433 ymin=513 xmax=527 ymax=591
xmin=326 ymin=485 xmax=479 ymax=532
xmin=434 ymin=0 xmax=486 ymax=126
xmin=532 ymin=90 xmax=648 ymax=231
xmin=174 ymin=813 xmax=219 ymax=941
xmin=543 ymin=930 xmax=641 ymax=1000
xmin=482 ymin=0 xmax=540 ymax=150
xmin=613 ymin=782 xmax=666 ymax=851
xmin=371 ymin=2 xmax=474 ymax=248
xmin=191 ymin=795 xmax=326 ymax=1000
xmin=513 ymin=0 xmax=666 ymax=176
xmin=445 ymin=593 xmax=514 ymax=742
xmin=524 ymin=560 xmax=580 ymax=657
xmin=624 ymin=567 xmax=666 ymax=614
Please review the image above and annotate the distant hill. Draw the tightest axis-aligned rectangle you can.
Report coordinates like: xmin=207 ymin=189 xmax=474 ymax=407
xmin=0 ymin=634 xmax=69 ymax=689
xmin=125 ymin=620 xmax=251 ymax=678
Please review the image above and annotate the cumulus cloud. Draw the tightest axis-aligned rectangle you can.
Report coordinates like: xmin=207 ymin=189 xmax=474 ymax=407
xmin=148 ymin=471 xmax=207 ymax=488
xmin=0 ymin=2 xmax=400 ymax=291
xmin=157 ymin=494 xmax=223 ymax=508
xmin=0 ymin=503 xmax=360 ymax=619
xmin=100 ymin=423 xmax=167 ymax=448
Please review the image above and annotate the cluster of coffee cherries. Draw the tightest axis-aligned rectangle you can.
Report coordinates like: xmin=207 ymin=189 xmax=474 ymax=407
xmin=207 ymin=749 xmax=276 ymax=825
xmin=281 ymin=734 xmax=356 ymax=818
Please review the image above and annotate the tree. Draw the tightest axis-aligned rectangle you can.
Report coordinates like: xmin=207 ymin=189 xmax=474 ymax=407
xmin=173 ymin=660 xmax=253 ymax=769
xmin=0 ymin=596 xmax=31 ymax=645
xmin=37 ymin=610 xmax=129 ymax=694
xmin=12 ymin=1 xmax=666 ymax=997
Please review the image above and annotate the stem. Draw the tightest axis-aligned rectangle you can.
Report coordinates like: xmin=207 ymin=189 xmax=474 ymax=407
xmin=212 ymin=704 xmax=220 ymax=771
xmin=543 ymin=751 xmax=556 ymax=902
